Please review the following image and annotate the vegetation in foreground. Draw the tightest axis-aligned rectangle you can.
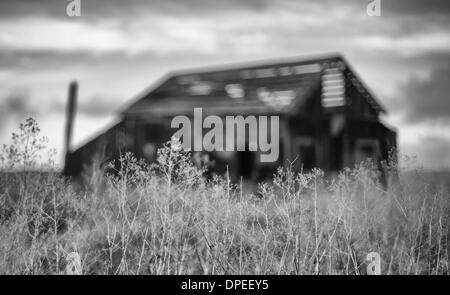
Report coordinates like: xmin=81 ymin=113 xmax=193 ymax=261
xmin=0 ymin=119 xmax=449 ymax=275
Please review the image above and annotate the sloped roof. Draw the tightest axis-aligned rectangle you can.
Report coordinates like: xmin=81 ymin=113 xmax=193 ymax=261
xmin=123 ymin=53 xmax=386 ymax=117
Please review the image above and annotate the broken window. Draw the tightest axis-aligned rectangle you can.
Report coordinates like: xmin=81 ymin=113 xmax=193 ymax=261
xmin=225 ymin=83 xmax=245 ymax=100
xmin=321 ymin=67 xmax=346 ymax=108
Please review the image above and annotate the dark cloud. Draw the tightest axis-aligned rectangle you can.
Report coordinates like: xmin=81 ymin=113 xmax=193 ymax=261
xmin=52 ymin=94 xmax=121 ymax=117
xmin=0 ymin=90 xmax=36 ymax=133
xmin=0 ymin=0 xmax=63 ymax=19
xmin=397 ymin=63 xmax=450 ymax=123
xmin=0 ymin=89 xmax=118 ymax=129
xmin=382 ymin=0 xmax=450 ymax=16
xmin=0 ymin=90 xmax=35 ymax=116
xmin=1 ymin=0 xmax=448 ymax=60
xmin=1 ymin=0 xmax=448 ymax=20
xmin=0 ymin=0 xmax=271 ymax=20
xmin=76 ymin=95 xmax=120 ymax=116
xmin=0 ymin=49 xmax=128 ymax=71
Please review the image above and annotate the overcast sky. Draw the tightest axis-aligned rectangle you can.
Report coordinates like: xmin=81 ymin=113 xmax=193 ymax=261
xmin=0 ymin=0 xmax=449 ymax=168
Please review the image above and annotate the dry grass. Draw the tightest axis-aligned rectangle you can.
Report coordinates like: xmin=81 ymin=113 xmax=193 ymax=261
xmin=0 ymin=119 xmax=449 ymax=275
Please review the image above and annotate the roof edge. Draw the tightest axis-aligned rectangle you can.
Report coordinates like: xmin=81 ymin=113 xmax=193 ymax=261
xmin=338 ymin=55 xmax=387 ymax=114
xmin=120 ymin=53 xmax=387 ymax=115
xmin=169 ymin=52 xmax=343 ymax=77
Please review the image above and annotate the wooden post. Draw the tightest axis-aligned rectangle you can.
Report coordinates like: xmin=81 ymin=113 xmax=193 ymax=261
xmin=65 ymin=81 xmax=77 ymax=155
xmin=63 ymin=81 xmax=78 ymax=175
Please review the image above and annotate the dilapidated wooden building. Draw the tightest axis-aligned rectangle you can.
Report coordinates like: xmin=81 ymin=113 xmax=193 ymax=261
xmin=63 ymin=54 xmax=397 ymax=181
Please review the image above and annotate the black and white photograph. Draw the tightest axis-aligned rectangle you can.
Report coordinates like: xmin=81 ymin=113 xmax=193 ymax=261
xmin=0 ymin=0 xmax=449 ymax=284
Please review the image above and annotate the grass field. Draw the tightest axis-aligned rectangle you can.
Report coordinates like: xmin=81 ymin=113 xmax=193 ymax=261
xmin=0 ymin=119 xmax=449 ymax=275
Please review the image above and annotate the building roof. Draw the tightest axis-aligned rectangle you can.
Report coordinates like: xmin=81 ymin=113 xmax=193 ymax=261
xmin=122 ymin=53 xmax=386 ymax=117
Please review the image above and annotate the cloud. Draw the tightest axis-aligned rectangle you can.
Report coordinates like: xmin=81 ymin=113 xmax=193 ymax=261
xmin=0 ymin=49 xmax=113 ymax=71
xmin=404 ymin=133 xmax=450 ymax=168
xmin=76 ymin=95 xmax=121 ymax=116
xmin=382 ymin=0 xmax=450 ymax=16
xmin=0 ymin=18 xmax=129 ymax=53
xmin=0 ymin=90 xmax=36 ymax=117
xmin=0 ymin=16 xmax=224 ymax=56
xmin=0 ymin=0 xmax=271 ymax=20
xmin=0 ymin=89 xmax=118 ymax=127
xmin=1 ymin=0 xmax=448 ymax=19
xmin=1 ymin=0 xmax=449 ymax=59
xmin=355 ymin=31 xmax=450 ymax=56
xmin=395 ymin=64 xmax=450 ymax=123
xmin=0 ymin=90 xmax=37 ymax=136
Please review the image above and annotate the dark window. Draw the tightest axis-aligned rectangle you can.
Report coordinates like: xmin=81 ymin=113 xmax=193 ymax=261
xmin=237 ymin=150 xmax=256 ymax=179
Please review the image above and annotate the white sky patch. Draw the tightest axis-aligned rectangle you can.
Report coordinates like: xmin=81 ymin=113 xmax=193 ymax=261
xmin=0 ymin=17 xmax=220 ymax=56
xmin=400 ymin=122 xmax=450 ymax=145
xmin=0 ymin=18 xmax=125 ymax=53
xmin=71 ymin=113 xmax=118 ymax=151
xmin=355 ymin=32 xmax=450 ymax=56
xmin=121 ymin=17 xmax=219 ymax=56
xmin=396 ymin=122 xmax=450 ymax=168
